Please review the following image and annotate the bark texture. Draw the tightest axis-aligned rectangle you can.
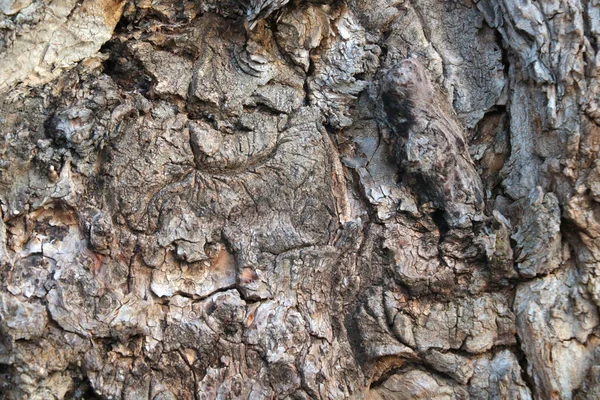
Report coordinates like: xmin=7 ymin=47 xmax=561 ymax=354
xmin=1 ymin=0 xmax=600 ymax=398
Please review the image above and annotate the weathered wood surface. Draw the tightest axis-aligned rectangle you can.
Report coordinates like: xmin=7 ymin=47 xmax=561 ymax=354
xmin=1 ymin=0 xmax=600 ymax=398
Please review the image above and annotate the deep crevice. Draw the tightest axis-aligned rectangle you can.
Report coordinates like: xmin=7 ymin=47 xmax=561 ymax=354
xmin=101 ymin=41 xmax=153 ymax=96
xmin=431 ymin=209 xmax=450 ymax=237
xmin=513 ymin=333 xmax=537 ymax=398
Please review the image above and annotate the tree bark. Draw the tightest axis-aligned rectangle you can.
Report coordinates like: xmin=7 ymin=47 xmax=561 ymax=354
xmin=1 ymin=0 xmax=600 ymax=398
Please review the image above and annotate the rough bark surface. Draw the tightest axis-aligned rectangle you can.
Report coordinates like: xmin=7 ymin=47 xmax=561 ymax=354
xmin=1 ymin=0 xmax=600 ymax=399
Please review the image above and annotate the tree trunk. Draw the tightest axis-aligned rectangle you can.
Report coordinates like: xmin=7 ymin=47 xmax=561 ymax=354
xmin=1 ymin=0 xmax=600 ymax=398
